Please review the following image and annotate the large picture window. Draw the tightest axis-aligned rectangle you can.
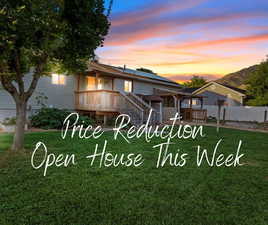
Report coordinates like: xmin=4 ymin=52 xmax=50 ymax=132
xmin=86 ymin=76 xmax=112 ymax=90
xmin=124 ymin=80 xmax=132 ymax=92
xmin=87 ymin=76 xmax=96 ymax=90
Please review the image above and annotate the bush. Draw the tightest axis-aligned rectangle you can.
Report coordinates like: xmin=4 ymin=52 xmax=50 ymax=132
xmin=2 ymin=117 xmax=16 ymax=126
xmin=30 ymin=108 xmax=95 ymax=129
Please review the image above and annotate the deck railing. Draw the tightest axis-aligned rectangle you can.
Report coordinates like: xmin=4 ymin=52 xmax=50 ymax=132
xmin=181 ymin=108 xmax=207 ymax=122
xmin=75 ymin=90 xmax=145 ymax=125
xmin=75 ymin=90 xmax=122 ymax=112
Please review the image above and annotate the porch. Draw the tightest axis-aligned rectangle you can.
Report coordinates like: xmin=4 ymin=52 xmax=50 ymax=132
xmin=74 ymin=90 xmax=158 ymax=125
xmin=74 ymin=72 xmax=207 ymax=124
xmin=154 ymin=88 xmax=207 ymax=122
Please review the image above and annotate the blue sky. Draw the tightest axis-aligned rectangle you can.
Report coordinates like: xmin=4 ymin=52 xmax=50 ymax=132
xmin=98 ymin=0 xmax=268 ymax=82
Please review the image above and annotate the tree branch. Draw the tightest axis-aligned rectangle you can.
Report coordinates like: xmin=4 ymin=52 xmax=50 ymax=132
xmin=25 ymin=72 xmax=41 ymax=101
xmin=0 ymin=75 xmax=20 ymax=102
xmin=25 ymin=55 xmax=48 ymax=101
xmin=14 ymin=50 xmax=25 ymax=95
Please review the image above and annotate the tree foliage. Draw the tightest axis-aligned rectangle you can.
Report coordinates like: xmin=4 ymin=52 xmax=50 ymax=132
xmin=136 ymin=68 xmax=156 ymax=74
xmin=246 ymin=58 xmax=268 ymax=106
xmin=183 ymin=75 xmax=207 ymax=88
xmin=0 ymin=0 xmax=110 ymax=150
xmin=0 ymin=0 xmax=110 ymax=75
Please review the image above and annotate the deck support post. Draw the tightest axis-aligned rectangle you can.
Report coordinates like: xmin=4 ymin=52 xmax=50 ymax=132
xmin=159 ymin=102 xmax=163 ymax=124
xmin=177 ymin=98 xmax=181 ymax=121
xmin=103 ymin=114 xmax=107 ymax=126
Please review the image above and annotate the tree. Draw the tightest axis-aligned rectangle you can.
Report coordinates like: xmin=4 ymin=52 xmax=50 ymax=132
xmin=183 ymin=75 xmax=207 ymax=88
xmin=136 ymin=68 xmax=156 ymax=74
xmin=0 ymin=0 xmax=110 ymax=150
xmin=246 ymin=58 xmax=268 ymax=106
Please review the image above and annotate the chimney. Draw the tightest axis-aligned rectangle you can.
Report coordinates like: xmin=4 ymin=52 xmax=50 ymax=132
xmin=123 ymin=64 xmax=126 ymax=72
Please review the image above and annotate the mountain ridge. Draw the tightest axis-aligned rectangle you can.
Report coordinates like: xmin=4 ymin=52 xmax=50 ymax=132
xmin=216 ymin=64 xmax=258 ymax=90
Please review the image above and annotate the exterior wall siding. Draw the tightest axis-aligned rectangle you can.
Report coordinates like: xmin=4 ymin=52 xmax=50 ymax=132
xmin=0 ymin=73 xmax=76 ymax=122
xmin=0 ymin=72 xmax=181 ymax=122
xmin=113 ymin=78 xmax=181 ymax=95
xmin=133 ymin=80 xmax=180 ymax=95
xmin=200 ymin=91 xmax=241 ymax=106
xmin=196 ymin=83 xmax=243 ymax=106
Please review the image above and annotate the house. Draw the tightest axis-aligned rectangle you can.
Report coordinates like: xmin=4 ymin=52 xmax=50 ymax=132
xmin=182 ymin=81 xmax=247 ymax=106
xmin=0 ymin=62 xmax=207 ymax=126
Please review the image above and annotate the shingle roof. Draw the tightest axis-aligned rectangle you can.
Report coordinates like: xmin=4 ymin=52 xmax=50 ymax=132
xmin=89 ymin=62 xmax=182 ymax=88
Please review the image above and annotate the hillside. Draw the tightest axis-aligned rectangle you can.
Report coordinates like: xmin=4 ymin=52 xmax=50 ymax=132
xmin=216 ymin=65 xmax=258 ymax=90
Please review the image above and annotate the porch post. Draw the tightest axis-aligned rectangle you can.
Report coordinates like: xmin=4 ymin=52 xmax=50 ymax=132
xmin=190 ymin=97 xmax=193 ymax=109
xmin=173 ymin=96 xmax=177 ymax=109
xmin=77 ymin=74 xmax=81 ymax=91
xmin=95 ymin=72 xmax=99 ymax=90
xmin=177 ymin=98 xmax=181 ymax=120
xmin=103 ymin=114 xmax=107 ymax=126
xmin=201 ymin=98 xmax=203 ymax=109
xmin=159 ymin=102 xmax=163 ymax=123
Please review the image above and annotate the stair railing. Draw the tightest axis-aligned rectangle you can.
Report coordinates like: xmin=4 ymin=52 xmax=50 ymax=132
xmin=119 ymin=91 xmax=144 ymax=125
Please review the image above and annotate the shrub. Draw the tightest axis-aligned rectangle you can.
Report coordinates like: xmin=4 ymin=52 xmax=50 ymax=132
xmin=2 ymin=117 xmax=16 ymax=126
xmin=30 ymin=108 xmax=95 ymax=129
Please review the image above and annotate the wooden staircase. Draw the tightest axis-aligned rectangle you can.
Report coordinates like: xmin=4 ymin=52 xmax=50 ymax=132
xmin=119 ymin=92 xmax=157 ymax=126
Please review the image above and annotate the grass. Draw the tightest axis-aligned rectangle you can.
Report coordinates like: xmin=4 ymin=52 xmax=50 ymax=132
xmin=0 ymin=126 xmax=268 ymax=225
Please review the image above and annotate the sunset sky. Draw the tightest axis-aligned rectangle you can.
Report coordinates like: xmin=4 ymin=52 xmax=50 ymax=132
xmin=97 ymin=0 xmax=268 ymax=83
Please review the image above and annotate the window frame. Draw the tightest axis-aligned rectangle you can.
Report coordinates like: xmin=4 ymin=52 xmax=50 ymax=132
xmin=124 ymin=80 xmax=133 ymax=93
xmin=51 ymin=74 xmax=66 ymax=85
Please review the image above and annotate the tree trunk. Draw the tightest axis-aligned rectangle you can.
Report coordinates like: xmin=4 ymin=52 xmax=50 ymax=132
xmin=12 ymin=101 xmax=27 ymax=151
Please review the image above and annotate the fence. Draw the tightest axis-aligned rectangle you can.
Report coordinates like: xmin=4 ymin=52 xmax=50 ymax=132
xmin=198 ymin=105 xmax=268 ymax=123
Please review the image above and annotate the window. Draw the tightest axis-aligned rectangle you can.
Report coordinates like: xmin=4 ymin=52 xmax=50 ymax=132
xmin=192 ymin=99 xmax=199 ymax=105
xmin=52 ymin=74 xmax=66 ymax=85
xmin=87 ymin=76 xmax=96 ymax=90
xmin=124 ymin=80 xmax=132 ymax=92
xmin=97 ymin=77 xmax=112 ymax=90
xmin=86 ymin=76 xmax=112 ymax=90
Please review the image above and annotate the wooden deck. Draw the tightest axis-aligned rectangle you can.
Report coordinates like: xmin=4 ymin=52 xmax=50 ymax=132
xmin=75 ymin=90 xmax=147 ymax=124
xmin=75 ymin=90 xmax=122 ymax=112
xmin=74 ymin=90 xmax=161 ymax=125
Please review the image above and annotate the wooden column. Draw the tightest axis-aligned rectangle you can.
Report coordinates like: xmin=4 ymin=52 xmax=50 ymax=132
xmin=173 ymin=96 xmax=177 ymax=109
xmin=77 ymin=74 xmax=80 ymax=91
xmin=159 ymin=102 xmax=163 ymax=123
xmin=177 ymin=99 xmax=180 ymax=116
xmin=190 ymin=97 xmax=193 ymax=109
xmin=95 ymin=72 xmax=100 ymax=90
xmin=103 ymin=114 xmax=107 ymax=126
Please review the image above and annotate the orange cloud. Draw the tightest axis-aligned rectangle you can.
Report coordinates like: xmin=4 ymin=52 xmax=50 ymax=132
xmin=106 ymin=12 xmax=268 ymax=46
xmin=176 ymin=33 xmax=268 ymax=49
xmin=106 ymin=23 xmax=178 ymax=46
xmin=161 ymin=73 xmax=223 ymax=83
xmin=143 ymin=55 xmax=254 ymax=67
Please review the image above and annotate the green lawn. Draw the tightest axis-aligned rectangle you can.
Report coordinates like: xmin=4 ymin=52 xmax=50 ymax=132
xmin=0 ymin=127 xmax=268 ymax=225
